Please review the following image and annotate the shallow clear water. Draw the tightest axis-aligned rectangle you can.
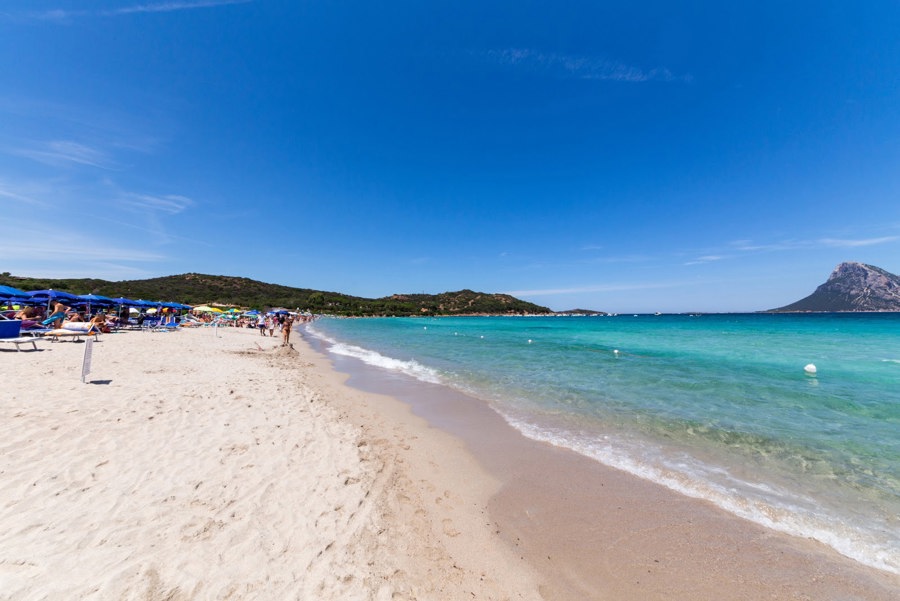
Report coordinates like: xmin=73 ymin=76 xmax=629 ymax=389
xmin=307 ymin=313 xmax=900 ymax=574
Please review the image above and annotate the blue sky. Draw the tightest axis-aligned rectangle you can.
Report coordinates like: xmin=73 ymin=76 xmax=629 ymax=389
xmin=1 ymin=1 xmax=899 ymax=312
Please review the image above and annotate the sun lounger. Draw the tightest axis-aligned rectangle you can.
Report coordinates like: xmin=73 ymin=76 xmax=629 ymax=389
xmin=43 ymin=329 xmax=99 ymax=342
xmin=0 ymin=319 xmax=44 ymax=351
xmin=43 ymin=322 xmax=100 ymax=342
xmin=20 ymin=328 xmax=54 ymax=337
xmin=0 ymin=337 xmax=41 ymax=350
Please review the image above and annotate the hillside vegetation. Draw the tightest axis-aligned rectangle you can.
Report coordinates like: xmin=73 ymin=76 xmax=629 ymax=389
xmin=0 ymin=272 xmax=551 ymax=317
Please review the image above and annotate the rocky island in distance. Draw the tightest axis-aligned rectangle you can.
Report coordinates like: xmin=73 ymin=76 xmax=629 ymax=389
xmin=769 ymin=262 xmax=900 ymax=312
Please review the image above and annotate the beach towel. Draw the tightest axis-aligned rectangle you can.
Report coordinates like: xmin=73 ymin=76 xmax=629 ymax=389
xmin=60 ymin=321 xmax=97 ymax=333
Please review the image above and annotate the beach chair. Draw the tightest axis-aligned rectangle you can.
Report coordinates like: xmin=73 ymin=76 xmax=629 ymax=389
xmin=43 ymin=330 xmax=99 ymax=342
xmin=179 ymin=315 xmax=202 ymax=327
xmin=158 ymin=320 xmax=180 ymax=332
xmin=0 ymin=319 xmax=43 ymax=351
xmin=43 ymin=322 xmax=100 ymax=343
xmin=141 ymin=317 xmax=161 ymax=332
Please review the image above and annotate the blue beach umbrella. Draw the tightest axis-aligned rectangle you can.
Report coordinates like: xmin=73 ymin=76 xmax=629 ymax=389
xmin=28 ymin=289 xmax=79 ymax=311
xmin=130 ymin=299 xmax=158 ymax=314
xmin=111 ymin=297 xmax=140 ymax=306
xmin=0 ymin=284 xmax=29 ymax=298
xmin=160 ymin=301 xmax=188 ymax=310
xmin=78 ymin=293 xmax=115 ymax=304
xmin=76 ymin=293 xmax=116 ymax=313
xmin=27 ymin=289 xmax=78 ymax=301
xmin=107 ymin=297 xmax=141 ymax=327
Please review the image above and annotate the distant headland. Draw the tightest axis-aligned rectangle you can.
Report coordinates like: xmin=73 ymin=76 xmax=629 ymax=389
xmin=769 ymin=262 xmax=900 ymax=312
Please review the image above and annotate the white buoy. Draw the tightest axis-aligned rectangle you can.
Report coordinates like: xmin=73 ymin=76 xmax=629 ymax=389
xmin=804 ymin=363 xmax=817 ymax=376
xmin=613 ymin=349 xmax=620 ymax=356
xmin=528 ymin=339 xmax=533 ymax=344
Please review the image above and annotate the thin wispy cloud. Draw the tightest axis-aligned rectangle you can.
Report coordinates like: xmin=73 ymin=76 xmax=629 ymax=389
xmin=11 ymin=140 xmax=115 ymax=169
xmin=486 ymin=48 xmax=692 ymax=83
xmin=109 ymin=0 xmax=253 ymax=15
xmin=585 ymin=254 xmax=655 ymax=265
xmin=4 ymin=263 xmax=156 ymax=281
xmin=0 ymin=220 xmax=165 ymax=263
xmin=21 ymin=0 xmax=251 ymax=21
xmin=819 ymin=236 xmax=899 ymax=248
xmin=0 ymin=180 xmax=49 ymax=207
xmin=96 ymin=215 xmax=216 ymax=247
xmin=121 ymin=193 xmax=194 ymax=215
xmin=113 ymin=190 xmax=196 ymax=245
xmin=730 ymin=234 xmax=898 ymax=253
xmin=684 ymin=255 xmax=726 ymax=266
xmin=0 ymin=95 xmax=166 ymax=158
xmin=686 ymin=232 xmax=899 ymax=265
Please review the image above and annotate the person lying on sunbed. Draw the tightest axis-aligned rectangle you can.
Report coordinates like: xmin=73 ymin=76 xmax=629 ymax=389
xmin=90 ymin=312 xmax=111 ymax=333
xmin=14 ymin=306 xmax=38 ymax=320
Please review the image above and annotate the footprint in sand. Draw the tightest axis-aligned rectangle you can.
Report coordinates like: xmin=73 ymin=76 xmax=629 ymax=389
xmin=442 ymin=519 xmax=460 ymax=537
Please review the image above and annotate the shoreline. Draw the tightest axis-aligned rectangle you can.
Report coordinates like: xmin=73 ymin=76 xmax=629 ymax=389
xmin=302 ymin=327 xmax=900 ymax=599
xmin=1 ymin=326 xmax=897 ymax=599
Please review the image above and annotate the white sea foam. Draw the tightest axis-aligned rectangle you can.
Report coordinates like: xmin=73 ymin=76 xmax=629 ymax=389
xmin=501 ymin=413 xmax=900 ymax=576
xmin=307 ymin=324 xmax=443 ymax=384
xmin=327 ymin=342 xmax=443 ymax=384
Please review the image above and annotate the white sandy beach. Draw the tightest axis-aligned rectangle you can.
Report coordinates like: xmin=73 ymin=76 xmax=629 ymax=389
xmin=1 ymin=325 xmax=898 ymax=600
xmin=0 ymin=327 xmax=537 ymax=600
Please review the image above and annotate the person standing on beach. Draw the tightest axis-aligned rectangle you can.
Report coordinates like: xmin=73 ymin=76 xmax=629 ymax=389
xmin=42 ymin=300 xmax=70 ymax=329
xmin=281 ymin=316 xmax=293 ymax=347
xmin=267 ymin=315 xmax=276 ymax=337
xmin=257 ymin=314 xmax=266 ymax=336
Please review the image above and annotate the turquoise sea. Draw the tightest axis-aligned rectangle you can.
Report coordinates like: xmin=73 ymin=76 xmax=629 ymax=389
xmin=306 ymin=313 xmax=900 ymax=575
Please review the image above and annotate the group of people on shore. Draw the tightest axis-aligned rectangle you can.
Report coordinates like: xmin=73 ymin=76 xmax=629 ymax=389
xmin=11 ymin=301 xmax=115 ymax=333
xmin=252 ymin=313 xmax=314 ymax=346
xmin=4 ymin=300 xmax=316 ymax=341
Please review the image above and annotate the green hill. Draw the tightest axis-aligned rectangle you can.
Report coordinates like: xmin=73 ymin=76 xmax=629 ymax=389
xmin=0 ymin=272 xmax=551 ymax=317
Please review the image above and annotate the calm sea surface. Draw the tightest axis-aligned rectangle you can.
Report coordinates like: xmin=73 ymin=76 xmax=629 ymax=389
xmin=306 ymin=313 xmax=900 ymax=574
